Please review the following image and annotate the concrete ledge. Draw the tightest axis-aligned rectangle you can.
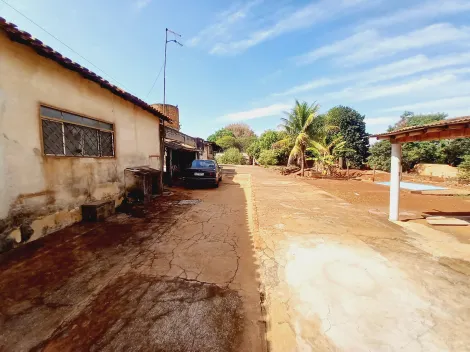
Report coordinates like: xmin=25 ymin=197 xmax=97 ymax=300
xmin=411 ymin=189 xmax=470 ymax=196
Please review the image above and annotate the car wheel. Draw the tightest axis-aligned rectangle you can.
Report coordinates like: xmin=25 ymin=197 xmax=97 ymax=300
xmin=214 ymin=180 xmax=219 ymax=188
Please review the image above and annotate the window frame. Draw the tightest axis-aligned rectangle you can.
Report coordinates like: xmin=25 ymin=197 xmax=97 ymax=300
xmin=38 ymin=103 xmax=116 ymax=159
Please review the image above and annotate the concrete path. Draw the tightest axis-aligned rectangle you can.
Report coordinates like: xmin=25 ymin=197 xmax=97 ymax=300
xmin=245 ymin=166 xmax=470 ymax=352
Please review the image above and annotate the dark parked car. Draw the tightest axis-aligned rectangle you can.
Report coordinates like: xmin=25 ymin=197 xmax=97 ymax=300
xmin=184 ymin=159 xmax=222 ymax=188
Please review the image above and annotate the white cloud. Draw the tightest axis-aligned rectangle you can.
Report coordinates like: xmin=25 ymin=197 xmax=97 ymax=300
xmin=187 ymin=0 xmax=262 ymax=48
xmin=275 ymin=52 xmax=470 ymax=97
xmin=322 ymin=70 xmax=470 ymax=103
xmin=364 ymin=116 xmax=398 ymax=125
xmin=297 ymin=23 xmax=470 ymax=66
xmin=344 ymin=23 xmax=470 ymax=65
xmin=134 ymin=0 xmax=151 ymax=10
xmin=219 ymin=103 xmax=290 ymax=121
xmin=295 ymin=30 xmax=378 ymax=65
xmin=359 ymin=0 xmax=470 ymax=29
xmin=381 ymin=96 xmax=470 ymax=113
xmin=209 ymin=0 xmax=377 ymax=55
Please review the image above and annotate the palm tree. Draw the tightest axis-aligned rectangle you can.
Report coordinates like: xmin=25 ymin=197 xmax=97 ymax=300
xmin=280 ymin=100 xmax=321 ymax=176
xmin=309 ymin=135 xmax=353 ymax=176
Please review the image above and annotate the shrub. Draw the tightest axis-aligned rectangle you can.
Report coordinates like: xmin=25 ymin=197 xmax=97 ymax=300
xmin=216 ymin=148 xmax=245 ymax=165
xmin=258 ymin=149 xmax=278 ymax=166
xmin=458 ymin=155 xmax=470 ymax=183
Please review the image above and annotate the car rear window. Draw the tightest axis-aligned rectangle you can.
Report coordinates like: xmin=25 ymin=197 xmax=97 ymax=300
xmin=191 ymin=160 xmax=215 ymax=169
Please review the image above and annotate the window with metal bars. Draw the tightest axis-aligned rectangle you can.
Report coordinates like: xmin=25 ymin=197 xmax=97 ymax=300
xmin=40 ymin=106 xmax=114 ymax=157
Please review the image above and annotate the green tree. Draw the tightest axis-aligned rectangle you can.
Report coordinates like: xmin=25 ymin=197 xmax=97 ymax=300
xmin=238 ymin=135 xmax=258 ymax=152
xmin=443 ymin=139 xmax=470 ymax=166
xmin=225 ymin=123 xmax=255 ymax=137
xmin=258 ymin=130 xmax=283 ymax=150
xmin=280 ymin=100 xmax=322 ymax=176
xmin=390 ymin=111 xmax=447 ymax=131
xmin=326 ymin=106 xmax=369 ymax=168
xmin=215 ymin=135 xmax=240 ymax=150
xmin=368 ymin=140 xmax=392 ymax=172
xmin=207 ymin=128 xmax=234 ymax=143
xmin=246 ymin=140 xmax=261 ymax=159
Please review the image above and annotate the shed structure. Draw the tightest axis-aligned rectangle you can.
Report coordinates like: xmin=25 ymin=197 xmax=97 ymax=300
xmin=372 ymin=116 xmax=470 ymax=221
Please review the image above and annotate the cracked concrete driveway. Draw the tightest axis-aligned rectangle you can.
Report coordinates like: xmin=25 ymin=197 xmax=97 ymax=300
xmin=0 ymin=172 xmax=264 ymax=352
xmin=1 ymin=165 xmax=469 ymax=351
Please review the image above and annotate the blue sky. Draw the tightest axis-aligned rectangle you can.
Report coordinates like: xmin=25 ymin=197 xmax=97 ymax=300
xmin=2 ymin=0 xmax=470 ymax=138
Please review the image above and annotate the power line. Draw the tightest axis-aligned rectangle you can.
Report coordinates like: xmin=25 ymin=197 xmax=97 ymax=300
xmin=0 ymin=0 xmax=132 ymax=93
xmin=145 ymin=62 xmax=164 ymax=99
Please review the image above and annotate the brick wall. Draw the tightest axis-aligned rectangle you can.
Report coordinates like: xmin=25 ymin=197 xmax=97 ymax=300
xmin=152 ymin=104 xmax=180 ymax=130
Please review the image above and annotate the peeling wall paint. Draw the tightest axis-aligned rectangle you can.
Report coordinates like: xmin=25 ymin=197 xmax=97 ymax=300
xmin=0 ymin=33 xmax=161 ymax=253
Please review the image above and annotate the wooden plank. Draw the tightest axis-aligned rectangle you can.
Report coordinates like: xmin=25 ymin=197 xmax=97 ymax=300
xmin=408 ymin=130 xmax=424 ymax=136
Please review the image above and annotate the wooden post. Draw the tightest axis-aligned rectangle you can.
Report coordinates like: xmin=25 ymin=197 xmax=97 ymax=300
xmin=372 ymin=166 xmax=376 ymax=182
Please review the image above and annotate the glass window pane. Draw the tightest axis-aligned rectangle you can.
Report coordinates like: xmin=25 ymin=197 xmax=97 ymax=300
xmin=81 ymin=117 xmax=100 ymax=129
xmin=42 ymin=120 xmax=64 ymax=155
xmin=98 ymin=121 xmax=114 ymax=131
xmin=83 ymin=127 xmax=99 ymax=156
xmin=99 ymin=131 xmax=114 ymax=156
xmin=64 ymin=123 xmax=84 ymax=156
xmin=40 ymin=106 xmax=62 ymax=119
xmin=62 ymin=112 xmax=84 ymax=125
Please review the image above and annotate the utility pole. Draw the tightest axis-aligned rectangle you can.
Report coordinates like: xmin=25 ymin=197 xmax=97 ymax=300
xmin=160 ymin=28 xmax=182 ymax=193
xmin=163 ymin=28 xmax=182 ymax=116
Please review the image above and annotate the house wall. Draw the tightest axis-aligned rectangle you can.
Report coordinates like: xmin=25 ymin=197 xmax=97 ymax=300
xmin=0 ymin=33 xmax=161 ymax=251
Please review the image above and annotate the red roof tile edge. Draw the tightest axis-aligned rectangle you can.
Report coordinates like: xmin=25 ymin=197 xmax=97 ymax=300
xmin=372 ymin=116 xmax=470 ymax=137
xmin=0 ymin=17 xmax=171 ymax=123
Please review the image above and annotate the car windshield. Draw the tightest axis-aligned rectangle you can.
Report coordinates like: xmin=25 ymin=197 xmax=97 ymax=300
xmin=191 ymin=160 xmax=215 ymax=169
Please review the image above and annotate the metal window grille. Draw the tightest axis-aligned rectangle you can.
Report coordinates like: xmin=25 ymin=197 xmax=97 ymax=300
xmin=41 ymin=106 xmax=114 ymax=157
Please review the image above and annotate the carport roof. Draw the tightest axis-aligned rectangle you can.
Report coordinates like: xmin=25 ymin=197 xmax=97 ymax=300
xmin=372 ymin=116 xmax=470 ymax=143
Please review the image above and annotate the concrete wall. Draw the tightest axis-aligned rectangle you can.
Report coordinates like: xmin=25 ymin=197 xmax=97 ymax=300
xmin=0 ymin=33 xmax=161 ymax=251
xmin=414 ymin=163 xmax=458 ymax=178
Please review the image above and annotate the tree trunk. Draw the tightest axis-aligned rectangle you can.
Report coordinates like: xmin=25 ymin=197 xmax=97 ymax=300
xmin=301 ymin=150 xmax=305 ymax=177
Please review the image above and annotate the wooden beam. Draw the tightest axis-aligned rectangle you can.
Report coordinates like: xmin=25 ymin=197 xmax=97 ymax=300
xmin=408 ymin=130 xmax=424 ymax=136
xmin=395 ymin=133 xmax=408 ymax=140
xmin=427 ymin=127 xmax=445 ymax=133
xmin=448 ymin=124 xmax=467 ymax=130
xmin=397 ymin=127 xmax=470 ymax=143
